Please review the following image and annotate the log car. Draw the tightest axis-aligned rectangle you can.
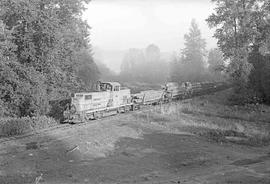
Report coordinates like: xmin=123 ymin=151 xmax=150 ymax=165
xmin=64 ymin=82 xmax=133 ymax=123
xmin=132 ymin=90 xmax=165 ymax=106
xmin=164 ymin=82 xmax=192 ymax=100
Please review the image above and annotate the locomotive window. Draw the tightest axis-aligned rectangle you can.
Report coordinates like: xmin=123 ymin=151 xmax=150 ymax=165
xmin=75 ymin=94 xmax=83 ymax=98
xmin=85 ymin=95 xmax=92 ymax=100
xmin=114 ymin=86 xmax=120 ymax=91
xmin=107 ymin=85 xmax=112 ymax=91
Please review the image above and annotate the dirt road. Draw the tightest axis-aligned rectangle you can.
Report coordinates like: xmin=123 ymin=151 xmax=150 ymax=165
xmin=1 ymin=94 xmax=270 ymax=184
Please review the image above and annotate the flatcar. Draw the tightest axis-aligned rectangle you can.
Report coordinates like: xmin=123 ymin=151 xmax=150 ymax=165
xmin=132 ymin=90 xmax=165 ymax=105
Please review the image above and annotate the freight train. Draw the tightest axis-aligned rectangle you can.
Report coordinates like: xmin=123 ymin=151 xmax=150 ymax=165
xmin=63 ymin=81 xmax=227 ymax=123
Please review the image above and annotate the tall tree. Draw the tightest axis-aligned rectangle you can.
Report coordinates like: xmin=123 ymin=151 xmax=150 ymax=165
xmin=120 ymin=45 xmax=168 ymax=84
xmin=183 ymin=19 xmax=206 ymax=66
xmin=74 ymin=49 xmax=100 ymax=90
xmin=207 ymin=0 xmax=251 ymax=89
xmin=207 ymin=48 xmax=226 ymax=81
xmin=208 ymin=48 xmax=225 ymax=72
xmin=0 ymin=0 xmax=97 ymax=117
xmin=120 ymin=48 xmax=145 ymax=82
xmin=95 ymin=59 xmax=116 ymax=81
xmin=171 ymin=19 xmax=207 ymax=82
xmin=144 ymin=44 xmax=168 ymax=83
xmin=207 ymin=0 xmax=270 ymax=103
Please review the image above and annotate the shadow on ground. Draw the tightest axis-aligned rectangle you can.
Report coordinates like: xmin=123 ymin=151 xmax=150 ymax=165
xmin=0 ymin=133 xmax=80 ymax=184
xmin=0 ymin=132 xmax=270 ymax=184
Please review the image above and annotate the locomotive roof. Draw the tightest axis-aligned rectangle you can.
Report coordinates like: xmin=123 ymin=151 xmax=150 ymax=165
xmin=102 ymin=82 xmax=121 ymax=86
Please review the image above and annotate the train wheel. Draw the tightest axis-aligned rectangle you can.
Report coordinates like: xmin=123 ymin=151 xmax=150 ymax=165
xmin=124 ymin=105 xmax=130 ymax=112
xmin=93 ymin=112 xmax=103 ymax=120
xmin=120 ymin=107 xmax=126 ymax=113
xmin=131 ymin=104 xmax=135 ymax=111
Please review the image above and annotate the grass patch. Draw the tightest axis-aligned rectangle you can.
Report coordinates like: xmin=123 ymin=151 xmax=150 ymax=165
xmin=0 ymin=116 xmax=58 ymax=138
xmin=133 ymin=111 xmax=171 ymax=123
xmin=0 ymin=117 xmax=33 ymax=137
xmin=139 ymin=89 xmax=270 ymax=146
xmin=189 ymin=127 xmax=247 ymax=142
xmin=181 ymin=107 xmax=195 ymax=115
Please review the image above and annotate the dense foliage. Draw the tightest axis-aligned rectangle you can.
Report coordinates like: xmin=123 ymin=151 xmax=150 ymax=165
xmin=95 ymin=59 xmax=117 ymax=81
xmin=207 ymin=0 xmax=270 ymax=104
xmin=207 ymin=48 xmax=227 ymax=81
xmin=0 ymin=116 xmax=57 ymax=137
xmin=0 ymin=0 xmax=99 ymax=117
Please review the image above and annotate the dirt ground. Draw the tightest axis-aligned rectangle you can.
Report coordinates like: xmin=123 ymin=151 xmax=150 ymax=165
xmin=0 ymin=90 xmax=270 ymax=184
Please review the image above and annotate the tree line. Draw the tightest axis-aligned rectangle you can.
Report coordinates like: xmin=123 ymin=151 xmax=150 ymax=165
xmin=0 ymin=0 xmax=99 ymax=117
xmin=1 ymin=0 xmax=269 ymax=120
xmin=207 ymin=0 xmax=270 ymax=104
xmin=119 ymin=20 xmax=226 ymax=87
xmin=170 ymin=19 xmax=226 ymax=84
xmin=119 ymin=44 xmax=169 ymax=84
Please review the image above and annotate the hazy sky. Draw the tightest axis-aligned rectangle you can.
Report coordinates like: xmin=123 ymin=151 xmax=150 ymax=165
xmin=84 ymin=0 xmax=217 ymax=52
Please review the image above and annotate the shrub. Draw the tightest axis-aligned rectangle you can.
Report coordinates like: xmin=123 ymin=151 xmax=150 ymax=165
xmin=228 ymin=88 xmax=263 ymax=105
xmin=0 ymin=117 xmax=33 ymax=137
xmin=0 ymin=100 xmax=6 ymax=117
xmin=48 ymin=98 xmax=71 ymax=122
xmin=0 ymin=116 xmax=58 ymax=137
xmin=31 ymin=116 xmax=58 ymax=130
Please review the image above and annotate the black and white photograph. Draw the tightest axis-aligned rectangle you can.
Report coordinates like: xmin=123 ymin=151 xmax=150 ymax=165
xmin=0 ymin=0 xmax=270 ymax=183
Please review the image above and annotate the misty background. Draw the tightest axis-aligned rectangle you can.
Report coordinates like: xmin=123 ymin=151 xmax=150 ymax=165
xmin=1 ymin=0 xmax=269 ymax=118
xmin=84 ymin=0 xmax=217 ymax=73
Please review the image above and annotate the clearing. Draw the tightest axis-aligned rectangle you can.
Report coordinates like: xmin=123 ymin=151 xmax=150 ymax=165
xmin=0 ymin=89 xmax=270 ymax=184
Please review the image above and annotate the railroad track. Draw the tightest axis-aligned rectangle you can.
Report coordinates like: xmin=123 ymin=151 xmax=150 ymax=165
xmin=0 ymin=84 xmax=229 ymax=144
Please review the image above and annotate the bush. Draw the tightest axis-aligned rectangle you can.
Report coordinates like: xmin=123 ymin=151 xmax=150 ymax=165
xmin=0 ymin=117 xmax=33 ymax=137
xmin=31 ymin=116 xmax=58 ymax=129
xmin=48 ymin=98 xmax=71 ymax=122
xmin=0 ymin=116 xmax=58 ymax=137
xmin=228 ymin=87 xmax=263 ymax=105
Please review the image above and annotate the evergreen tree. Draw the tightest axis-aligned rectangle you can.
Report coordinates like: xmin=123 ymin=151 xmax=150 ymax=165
xmin=144 ymin=44 xmax=168 ymax=83
xmin=120 ymin=48 xmax=145 ymax=82
xmin=171 ymin=19 xmax=207 ymax=83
